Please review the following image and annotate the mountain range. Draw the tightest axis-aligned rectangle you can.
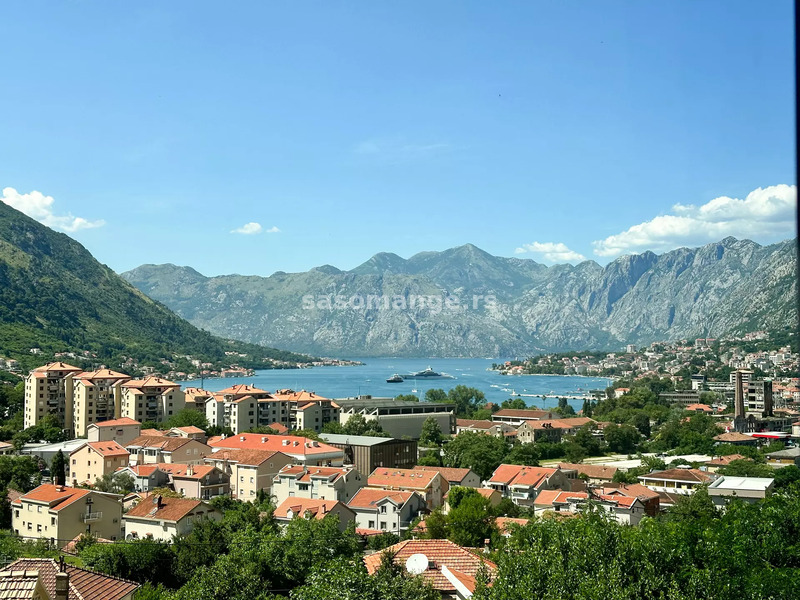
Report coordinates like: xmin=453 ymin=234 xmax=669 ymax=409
xmin=122 ymin=238 xmax=798 ymax=358
xmin=0 ymin=200 xmax=314 ymax=371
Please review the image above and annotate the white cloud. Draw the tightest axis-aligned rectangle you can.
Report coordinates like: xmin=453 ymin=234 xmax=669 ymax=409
xmin=231 ymin=222 xmax=263 ymax=235
xmin=1 ymin=187 xmax=105 ymax=232
xmin=265 ymin=226 xmax=281 ymax=233
xmin=514 ymin=241 xmax=586 ymax=263
xmin=592 ymin=184 xmax=797 ymax=257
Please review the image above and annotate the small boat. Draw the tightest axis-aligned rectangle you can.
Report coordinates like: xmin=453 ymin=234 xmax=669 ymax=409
xmin=386 ymin=374 xmax=404 ymax=383
xmin=411 ymin=388 xmax=419 ymax=394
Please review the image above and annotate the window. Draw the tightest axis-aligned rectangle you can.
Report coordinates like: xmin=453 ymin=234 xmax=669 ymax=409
xmin=380 ymin=521 xmax=387 ymax=529
xmin=368 ymin=520 xmax=375 ymax=528
xmin=51 ymin=517 xmax=55 ymax=525
xmin=380 ymin=506 xmax=386 ymax=513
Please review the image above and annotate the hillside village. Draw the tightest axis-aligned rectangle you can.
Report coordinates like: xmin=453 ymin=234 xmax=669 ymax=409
xmin=0 ymin=335 xmax=798 ymax=599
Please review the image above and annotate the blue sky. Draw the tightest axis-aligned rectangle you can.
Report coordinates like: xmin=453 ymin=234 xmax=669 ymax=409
xmin=0 ymin=1 xmax=795 ymax=276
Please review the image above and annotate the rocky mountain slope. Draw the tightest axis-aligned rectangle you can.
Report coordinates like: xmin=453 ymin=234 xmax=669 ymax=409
xmin=122 ymin=238 xmax=798 ymax=357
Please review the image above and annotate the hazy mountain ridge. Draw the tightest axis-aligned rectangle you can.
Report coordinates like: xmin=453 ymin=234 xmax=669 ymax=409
xmin=122 ymin=237 xmax=798 ymax=357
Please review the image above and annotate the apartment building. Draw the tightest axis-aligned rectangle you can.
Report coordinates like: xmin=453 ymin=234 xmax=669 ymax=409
xmin=11 ymin=484 xmax=123 ymax=542
xmin=335 ymin=397 xmax=456 ymax=439
xmin=205 ymin=449 xmax=293 ymax=502
xmin=490 ymin=409 xmax=555 ymax=425
xmin=119 ymin=377 xmax=185 ymax=423
xmin=271 ymin=389 xmax=340 ymax=432
xmin=23 ymin=362 xmax=82 ymax=431
xmin=69 ymin=441 xmax=130 ymax=486
xmin=206 ymin=394 xmax=259 ymax=433
xmin=413 ymin=466 xmax=482 ymax=489
xmin=638 ymin=468 xmax=716 ymax=495
xmin=319 ymin=433 xmax=418 ymax=474
xmin=271 ymin=465 xmax=365 ymax=506
xmin=71 ymin=369 xmax=131 ymax=437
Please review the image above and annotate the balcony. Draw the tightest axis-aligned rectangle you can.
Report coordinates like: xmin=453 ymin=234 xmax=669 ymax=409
xmin=82 ymin=511 xmax=103 ymax=522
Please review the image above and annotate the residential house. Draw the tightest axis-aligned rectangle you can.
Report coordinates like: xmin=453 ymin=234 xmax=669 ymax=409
xmin=368 ymin=467 xmax=447 ymax=510
xmin=638 ymin=468 xmax=716 ymax=495
xmin=271 ymin=389 xmax=341 ymax=432
xmin=154 ymin=463 xmax=230 ymax=500
xmin=319 ymin=433 xmax=417 ymax=473
xmin=71 ymin=369 xmax=132 ymax=437
xmin=0 ymin=441 xmax=13 ymax=455
xmin=125 ymin=436 xmax=211 ymax=466
xmin=124 ymin=495 xmax=221 ymax=541
xmin=115 ymin=465 xmax=170 ymax=492
xmin=205 ymin=449 xmax=293 ymax=502
xmin=485 ymin=464 xmax=572 ymax=507
xmin=347 ymin=488 xmax=427 ymax=535
xmin=11 ymin=485 xmax=123 ymax=542
xmin=119 ymin=377 xmax=185 ymax=424
xmin=69 ymin=441 xmax=130 ymax=487
xmin=765 ymin=446 xmax=800 ymax=466
xmin=593 ymin=483 xmax=660 ymax=516
xmin=183 ymin=387 xmax=213 ymax=413
xmin=685 ymin=403 xmax=713 ymax=414
xmin=272 ymin=465 xmax=365 ymax=506
xmin=87 ymin=418 xmax=142 ymax=446
xmin=533 ymin=489 xmax=646 ymax=525
xmin=712 ymin=431 xmax=758 ymax=446
xmin=166 ymin=426 xmax=207 ymax=442
xmin=455 ymin=420 xmax=516 ymax=437
xmin=273 ymin=497 xmax=356 ymax=532
xmin=490 ymin=409 xmax=555 ymax=425
xmin=557 ymin=463 xmax=618 ymax=485
xmin=707 ymin=476 xmax=774 ymax=508
xmin=705 ymin=454 xmax=752 ymax=473
xmin=364 ymin=539 xmax=497 ymax=600
xmin=208 ymin=433 xmax=344 ymax=466
xmin=413 ymin=466 xmax=482 ymax=489
xmin=4 ymin=558 xmax=139 ymax=600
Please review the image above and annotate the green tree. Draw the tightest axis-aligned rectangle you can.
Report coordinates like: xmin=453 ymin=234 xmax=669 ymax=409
xmin=447 ymin=492 xmax=495 ymax=547
xmin=164 ymin=408 xmax=209 ymax=430
xmin=394 ymin=394 xmax=419 ymax=403
xmin=0 ymin=455 xmax=41 ymax=492
xmin=417 ymin=449 xmax=442 ymax=467
xmin=603 ymin=424 xmax=641 ymax=454
xmin=443 ymin=432 xmax=508 ymax=480
xmin=717 ymin=459 xmax=775 ymax=478
xmin=94 ymin=472 xmax=136 ymax=494
xmin=50 ymin=450 xmax=66 ymax=486
xmin=80 ymin=538 xmax=177 ymax=587
xmin=500 ymin=398 xmax=527 ymax=410
xmin=503 ymin=443 xmax=541 ymax=466
xmin=773 ymin=465 xmax=800 ymax=489
xmin=419 ymin=417 xmax=443 ymax=446
xmin=425 ymin=389 xmax=448 ymax=403
xmin=447 ymin=386 xmax=487 ymax=417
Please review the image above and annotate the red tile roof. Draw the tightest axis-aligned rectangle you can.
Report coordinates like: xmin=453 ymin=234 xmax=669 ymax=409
xmin=557 ymin=463 xmax=618 ymax=480
xmin=6 ymin=558 xmax=138 ymax=600
xmin=117 ymin=464 xmax=163 ymax=477
xmin=267 ymin=422 xmax=289 ymax=434
xmin=215 ymin=384 xmax=273 ymax=397
xmin=492 ymin=409 xmax=553 ymax=419
xmin=85 ymin=441 xmax=130 ymax=458
xmin=368 ymin=467 xmax=439 ymax=490
xmin=12 ymin=485 xmax=93 ymax=512
xmin=640 ymin=468 xmax=714 ymax=484
xmin=495 ymin=516 xmax=529 ymax=533
xmin=30 ymin=362 xmax=82 ymax=376
xmin=456 ymin=419 xmax=494 ymax=429
xmin=713 ymin=432 xmax=755 ymax=443
xmin=707 ymin=454 xmax=751 ymax=466
xmin=91 ymin=417 xmax=141 ymax=428
xmin=348 ymin=488 xmax=418 ymax=510
xmin=153 ymin=463 xmax=218 ymax=480
xmin=125 ymin=496 xmax=208 ymax=522
xmin=488 ymin=464 xmax=560 ymax=488
xmin=208 ymin=433 xmax=341 ymax=456
xmin=122 ymin=376 xmax=179 ymax=389
xmin=595 ymin=483 xmax=659 ymax=501
xmin=207 ymin=448 xmax=282 ymax=466
xmin=413 ymin=466 xmax=476 ymax=484
xmin=363 ymin=539 xmax=496 ymax=593
xmin=126 ymin=435 xmax=204 ymax=452
xmin=76 ymin=369 xmax=131 ymax=382
xmin=274 ymin=497 xmax=352 ymax=521
xmin=534 ymin=490 xmax=589 ymax=506
xmin=276 ymin=465 xmax=352 ymax=482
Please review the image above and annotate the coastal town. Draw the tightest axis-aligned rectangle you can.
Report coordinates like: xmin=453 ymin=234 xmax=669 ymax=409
xmin=0 ymin=328 xmax=797 ymax=598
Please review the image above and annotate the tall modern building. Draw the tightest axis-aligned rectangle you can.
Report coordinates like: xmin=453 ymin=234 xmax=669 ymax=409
xmin=119 ymin=377 xmax=185 ymax=423
xmin=72 ymin=369 xmax=132 ymax=436
xmin=23 ymin=362 xmax=83 ymax=432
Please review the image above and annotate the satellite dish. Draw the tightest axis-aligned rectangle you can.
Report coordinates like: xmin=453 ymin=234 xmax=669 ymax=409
xmin=405 ymin=553 xmax=429 ymax=575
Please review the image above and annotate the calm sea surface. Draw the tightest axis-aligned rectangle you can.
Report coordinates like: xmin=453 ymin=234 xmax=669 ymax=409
xmin=197 ymin=358 xmax=611 ymax=411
